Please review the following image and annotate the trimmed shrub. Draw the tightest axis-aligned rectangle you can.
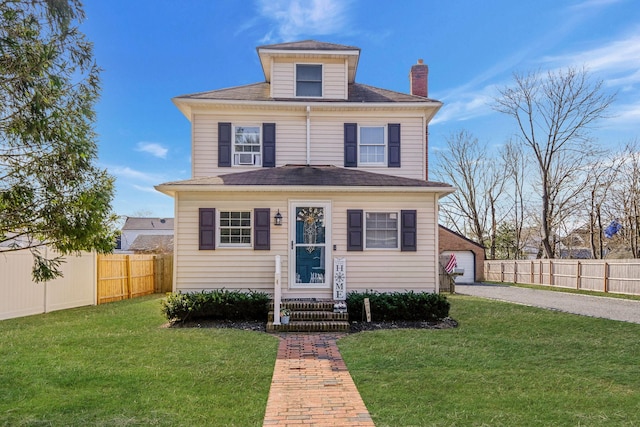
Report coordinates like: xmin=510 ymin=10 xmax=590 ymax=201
xmin=346 ymin=290 xmax=450 ymax=321
xmin=162 ymin=290 xmax=270 ymax=323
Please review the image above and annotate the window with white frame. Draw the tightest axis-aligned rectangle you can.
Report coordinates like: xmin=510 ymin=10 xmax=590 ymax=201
xmin=296 ymin=64 xmax=322 ymax=97
xmin=233 ymin=126 xmax=261 ymax=166
xmin=365 ymin=212 xmax=398 ymax=249
xmin=219 ymin=211 xmax=251 ymax=246
xmin=359 ymin=126 xmax=386 ymax=165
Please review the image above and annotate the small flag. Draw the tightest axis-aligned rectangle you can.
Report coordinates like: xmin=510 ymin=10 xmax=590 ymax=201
xmin=445 ymin=253 xmax=457 ymax=273
xmin=604 ymin=220 xmax=622 ymax=239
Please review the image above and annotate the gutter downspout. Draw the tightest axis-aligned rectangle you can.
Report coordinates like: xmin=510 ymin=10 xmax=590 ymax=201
xmin=306 ymin=106 xmax=311 ymax=165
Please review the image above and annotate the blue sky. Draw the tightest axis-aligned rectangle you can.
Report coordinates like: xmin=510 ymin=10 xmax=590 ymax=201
xmin=80 ymin=0 xmax=640 ymax=219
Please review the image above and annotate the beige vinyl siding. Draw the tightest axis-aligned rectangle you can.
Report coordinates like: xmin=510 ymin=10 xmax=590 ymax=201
xmin=271 ymin=58 xmax=347 ymax=99
xmin=192 ymin=109 xmax=426 ymax=179
xmin=192 ymin=112 xmax=307 ymax=177
xmin=173 ymin=191 xmax=439 ymax=296
xmin=310 ymin=113 xmax=426 ymax=180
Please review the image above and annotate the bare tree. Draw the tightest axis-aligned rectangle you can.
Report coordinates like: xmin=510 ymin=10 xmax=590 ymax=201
xmin=609 ymin=142 xmax=640 ymax=257
xmin=500 ymin=140 xmax=529 ymax=258
xmin=434 ymin=130 xmax=506 ymax=258
xmin=494 ymin=67 xmax=615 ymax=258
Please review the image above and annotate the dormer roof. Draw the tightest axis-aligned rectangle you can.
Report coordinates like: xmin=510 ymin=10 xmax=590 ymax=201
xmin=257 ymin=39 xmax=360 ymax=83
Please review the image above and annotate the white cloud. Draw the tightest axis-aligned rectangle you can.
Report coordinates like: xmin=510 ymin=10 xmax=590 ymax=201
xmin=109 ymin=166 xmax=163 ymax=183
xmin=256 ymin=0 xmax=351 ymax=43
xmin=136 ymin=142 xmax=168 ymax=159
xmin=132 ymin=184 xmax=163 ymax=194
xmin=540 ymin=32 xmax=640 ymax=77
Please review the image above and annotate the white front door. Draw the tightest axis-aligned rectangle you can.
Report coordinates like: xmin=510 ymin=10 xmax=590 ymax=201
xmin=290 ymin=201 xmax=331 ymax=288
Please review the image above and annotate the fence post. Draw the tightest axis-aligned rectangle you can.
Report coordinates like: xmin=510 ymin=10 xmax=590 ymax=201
xmin=513 ymin=261 xmax=517 ymax=284
xmin=550 ymin=260 xmax=554 ymax=286
xmin=530 ymin=261 xmax=534 ymax=284
xmin=604 ymin=262 xmax=609 ymax=293
xmin=126 ymin=255 xmax=132 ymax=300
xmin=500 ymin=262 xmax=504 ymax=282
xmin=576 ymin=261 xmax=581 ymax=290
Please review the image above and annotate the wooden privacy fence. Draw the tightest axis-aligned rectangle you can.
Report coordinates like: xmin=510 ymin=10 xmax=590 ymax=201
xmin=485 ymin=259 xmax=640 ymax=296
xmin=97 ymin=254 xmax=173 ymax=304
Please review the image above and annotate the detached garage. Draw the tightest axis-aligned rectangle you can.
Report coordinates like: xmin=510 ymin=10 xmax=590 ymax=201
xmin=440 ymin=250 xmax=475 ymax=283
xmin=439 ymin=225 xmax=485 ymax=283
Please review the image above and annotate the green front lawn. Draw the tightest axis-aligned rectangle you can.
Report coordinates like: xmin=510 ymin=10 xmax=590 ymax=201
xmin=339 ymin=295 xmax=640 ymax=427
xmin=0 ymin=295 xmax=279 ymax=427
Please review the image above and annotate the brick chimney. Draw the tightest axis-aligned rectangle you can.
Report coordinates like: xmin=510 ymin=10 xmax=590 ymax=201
xmin=410 ymin=59 xmax=431 ymax=180
xmin=410 ymin=59 xmax=428 ymax=97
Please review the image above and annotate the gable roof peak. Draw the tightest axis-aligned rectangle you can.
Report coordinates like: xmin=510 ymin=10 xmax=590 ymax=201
xmin=257 ymin=40 xmax=360 ymax=52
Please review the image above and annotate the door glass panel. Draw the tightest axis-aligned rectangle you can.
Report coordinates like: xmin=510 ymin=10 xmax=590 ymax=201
xmin=295 ymin=247 xmax=325 ymax=284
xmin=295 ymin=206 xmax=326 ymax=285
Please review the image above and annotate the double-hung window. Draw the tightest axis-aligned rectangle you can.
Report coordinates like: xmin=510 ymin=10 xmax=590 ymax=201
xmin=359 ymin=126 xmax=386 ymax=165
xmin=365 ymin=212 xmax=398 ymax=249
xmin=219 ymin=211 xmax=251 ymax=246
xmin=233 ymin=126 xmax=261 ymax=166
xmin=296 ymin=64 xmax=322 ymax=97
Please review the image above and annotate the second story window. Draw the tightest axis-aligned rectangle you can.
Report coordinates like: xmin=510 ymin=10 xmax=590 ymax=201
xmin=359 ymin=126 xmax=386 ymax=165
xmin=233 ymin=126 xmax=261 ymax=166
xmin=296 ymin=64 xmax=322 ymax=97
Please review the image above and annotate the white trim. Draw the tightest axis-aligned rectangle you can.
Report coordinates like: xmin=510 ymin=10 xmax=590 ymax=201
xmin=217 ymin=210 xmax=253 ymax=248
xmin=156 ymin=184 xmax=456 ymax=196
xmin=363 ymin=211 xmax=400 ymax=250
xmin=294 ymin=63 xmax=323 ymax=98
xmin=289 ymin=200 xmax=332 ymax=289
xmin=232 ymin=124 xmax=262 ymax=167
xmin=358 ymin=124 xmax=387 ymax=167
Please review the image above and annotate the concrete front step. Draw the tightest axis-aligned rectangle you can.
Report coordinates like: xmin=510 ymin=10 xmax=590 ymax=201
xmin=267 ymin=320 xmax=350 ymax=333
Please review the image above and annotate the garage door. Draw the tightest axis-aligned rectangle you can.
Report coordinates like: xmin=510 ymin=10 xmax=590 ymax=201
xmin=441 ymin=251 xmax=475 ymax=283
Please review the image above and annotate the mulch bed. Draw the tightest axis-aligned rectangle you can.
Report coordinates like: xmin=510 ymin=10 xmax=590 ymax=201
xmin=167 ymin=317 xmax=458 ymax=333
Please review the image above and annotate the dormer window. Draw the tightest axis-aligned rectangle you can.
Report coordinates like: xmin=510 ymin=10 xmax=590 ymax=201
xmin=296 ymin=64 xmax=322 ymax=97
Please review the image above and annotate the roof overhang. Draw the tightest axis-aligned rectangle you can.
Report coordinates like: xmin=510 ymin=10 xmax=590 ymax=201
xmin=155 ymin=183 xmax=455 ymax=198
xmin=171 ymin=97 xmax=443 ymax=124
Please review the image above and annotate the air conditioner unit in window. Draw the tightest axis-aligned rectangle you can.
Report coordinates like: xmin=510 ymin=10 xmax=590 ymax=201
xmin=238 ymin=153 xmax=255 ymax=165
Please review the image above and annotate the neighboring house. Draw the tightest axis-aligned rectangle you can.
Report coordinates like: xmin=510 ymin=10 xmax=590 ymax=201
xmin=156 ymin=40 xmax=454 ymax=300
xmin=438 ymin=225 xmax=485 ymax=283
xmin=119 ymin=217 xmax=174 ymax=252
xmin=128 ymin=235 xmax=174 ymax=254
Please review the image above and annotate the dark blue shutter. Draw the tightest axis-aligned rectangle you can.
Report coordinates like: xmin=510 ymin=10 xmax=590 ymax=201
xmin=218 ymin=123 xmax=232 ymax=167
xmin=344 ymin=123 xmax=358 ymax=167
xmin=401 ymin=210 xmax=417 ymax=252
xmin=262 ymin=123 xmax=276 ymax=167
xmin=254 ymin=208 xmax=270 ymax=250
xmin=199 ymin=208 xmax=216 ymax=250
xmin=347 ymin=209 xmax=363 ymax=251
xmin=388 ymin=123 xmax=401 ymax=167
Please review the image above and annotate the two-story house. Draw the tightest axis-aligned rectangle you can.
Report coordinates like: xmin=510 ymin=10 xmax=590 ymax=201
xmin=156 ymin=40 xmax=453 ymax=302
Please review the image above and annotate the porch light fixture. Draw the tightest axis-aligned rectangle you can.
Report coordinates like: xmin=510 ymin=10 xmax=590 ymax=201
xmin=274 ymin=210 xmax=283 ymax=226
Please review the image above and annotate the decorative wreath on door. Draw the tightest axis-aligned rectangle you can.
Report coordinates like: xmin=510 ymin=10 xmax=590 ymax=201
xmin=297 ymin=207 xmax=324 ymax=253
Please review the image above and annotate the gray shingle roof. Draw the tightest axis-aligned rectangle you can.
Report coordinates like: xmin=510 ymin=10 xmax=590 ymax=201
xmin=159 ymin=165 xmax=453 ymax=188
xmin=122 ymin=217 xmax=174 ymax=230
xmin=129 ymin=235 xmax=174 ymax=253
xmin=175 ymin=82 xmax=438 ymax=103
xmin=257 ymin=40 xmax=360 ymax=51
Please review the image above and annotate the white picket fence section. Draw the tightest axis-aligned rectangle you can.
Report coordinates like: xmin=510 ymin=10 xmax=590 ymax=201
xmin=0 ymin=249 xmax=96 ymax=321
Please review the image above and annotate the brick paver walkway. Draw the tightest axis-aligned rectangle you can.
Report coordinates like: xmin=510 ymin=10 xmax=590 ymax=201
xmin=263 ymin=334 xmax=375 ymax=426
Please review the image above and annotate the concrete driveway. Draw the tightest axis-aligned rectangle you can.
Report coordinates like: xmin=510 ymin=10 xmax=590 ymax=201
xmin=455 ymin=283 xmax=640 ymax=324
